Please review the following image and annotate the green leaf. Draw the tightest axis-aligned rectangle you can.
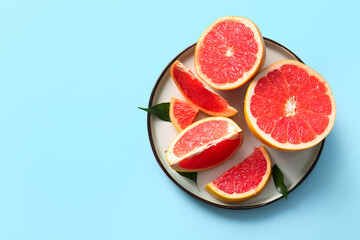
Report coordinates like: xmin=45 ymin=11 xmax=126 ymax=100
xmin=138 ymin=102 xmax=170 ymax=122
xmin=177 ymin=171 xmax=198 ymax=188
xmin=272 ymin=164 xmax=288 ymax=199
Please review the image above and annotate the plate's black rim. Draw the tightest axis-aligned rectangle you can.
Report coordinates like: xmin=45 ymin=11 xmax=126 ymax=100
xmin=146 ymin=37 xmax=325 ymax=210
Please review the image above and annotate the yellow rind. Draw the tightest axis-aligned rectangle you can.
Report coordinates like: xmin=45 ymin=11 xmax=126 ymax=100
xmin=171 ymin=60 xmax=237 ymax=117
xmin=166 ymin=117 xmax=244 ymax=172
xmin=205 ymin=146 xmax=272 ymax=203
xmin=194 ymin=16 xmax=266 ymax=90
xmin=169 ymin=97 xmax=199 ymax=132
xmin=244 ymin=60 xmax=336 ymax=151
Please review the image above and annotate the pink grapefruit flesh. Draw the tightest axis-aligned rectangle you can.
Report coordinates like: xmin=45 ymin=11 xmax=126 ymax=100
xmin=167 ymin=117 xmax=243 ymax=172
xmin=169 ymin=97 xmax=199 ymax=132
xmin=205 ymin=146 xmax=272 ymax=203
xmin=170 ymin=60 xmax=237 ymax=117
xmin=244 ymin=60 xmax=336 ymax=151
xmin=195 ymin=16 xmax=265 ymax=90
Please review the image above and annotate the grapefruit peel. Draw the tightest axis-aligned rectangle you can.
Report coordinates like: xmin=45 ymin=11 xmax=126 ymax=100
xmin=195 ymin=16 xmax=265 ymax=90
xmin=170 ymin=60 xmax=237 ymax=117
xmin=166 ymin=117 xmax=244 ymax=172
xmin=205 ymin=146 xmax=272 ymax=203
xmin=244 ymin=60 xmax=336 ymax=151
xmin=169 ymin=97 xmax=199 ymax=132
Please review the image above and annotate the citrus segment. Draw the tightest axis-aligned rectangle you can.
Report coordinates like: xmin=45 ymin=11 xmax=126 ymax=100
xmin=169 ymin=97 xmax=199 ymax=132
xmin=167 ymin=117 xmax=243 ymax=172
xmin=170 ymin=60 xmax=237 ymax=117
xmin=173 ymin=120 xmax=228 ymax=157
xmin=205 ymin=146 xmax=271 ymax=203
xmin=194 ymin=16 xmax=265 ymax=90
xmin=178 ymin=137 xmax=242 ymax=170
xmin=244 ymin=60 xmax=336 ymax=151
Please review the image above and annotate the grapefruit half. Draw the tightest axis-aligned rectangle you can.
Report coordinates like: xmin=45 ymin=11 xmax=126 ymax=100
xmin=194 ymin=16 xmax=265 ymax=90
xmin=166 ymin=117 xmax=244 ymax=172
xmin=205 ymin=146 xmax=272 ymax=203
xmin=244 ymin=60 xmax=336 ymax=151
xmin=169 ymin=97 xmax=199 ymax=132
xmin=171 ymin=60 xmax=237 ymax=117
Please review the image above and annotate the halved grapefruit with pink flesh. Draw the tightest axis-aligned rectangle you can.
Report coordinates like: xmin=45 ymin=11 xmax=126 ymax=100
xmin=205 ymin=146 xmax=271 ymax=203
xmin=244 ymin=60 xmax=336 ymax=151
xmin=170 ymin=60 xmax=237 ymax=117
xmin=166 ymin=117 xmax=243 ymax=172
xmin=169 ymin=97 xmax=199 ymax=132
xmin=194 ymin=16 xmax=265 ymax=90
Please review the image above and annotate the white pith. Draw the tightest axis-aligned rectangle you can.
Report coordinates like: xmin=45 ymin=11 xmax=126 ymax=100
xmin=285 ymin=96 xmax=296 ymax=117
xmin=195 ymin=16 xmax=265 ymax=90
xmin=226 ymin=48 xmax=234 ymax=57
xmin=166 ymin=117 xmax=243 ymax=166
xmin=244 ymin=60 xmax=336 ymax=150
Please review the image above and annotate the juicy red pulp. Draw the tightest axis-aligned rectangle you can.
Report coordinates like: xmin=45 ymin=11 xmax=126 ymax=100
xmin=172 ymin=99 xmax=198 ymax=130
xmin=174 ymin=120 xmax=229 ymax=157
xmin=250 ymin=64 xmax=332 ymax=144
xmin=213 ymin=147 xmax=267 ymax=194
xmin=198 ymin=20 xmax=258 ymax=84
xmin=178 ymin=136 xmax=242 ymax=170
xmin=172 ymin=64 xmax=229 ymax=112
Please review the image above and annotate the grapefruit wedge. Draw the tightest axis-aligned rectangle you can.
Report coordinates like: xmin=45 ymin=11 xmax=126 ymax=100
xmin=244 ymin=60 xmax=336 ymax=151
xmin=194 ymin=16 xmax=265 ymax=90
xmin=166 ymin=117 xmax=243 ymax=172
xmin=170 ymin=60 xmax=237 ymax=117
xmin=205 ymin=146 xmax=271 ymax=203
xmin=169 ymin=97 xmax=199 ymax=132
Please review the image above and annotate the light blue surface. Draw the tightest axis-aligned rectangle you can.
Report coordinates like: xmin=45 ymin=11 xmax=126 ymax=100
xmin=0 ymin=0 xmax=359 ymax=239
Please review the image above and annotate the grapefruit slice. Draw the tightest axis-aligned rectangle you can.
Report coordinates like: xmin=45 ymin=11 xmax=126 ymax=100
xmin=194 ymin=16 xmax=265 ymax=90
xmin=166 ymin=117 xmax=243 ymax=172
xmin=169 ymin=97 xmax=199 ymax=132
xmin=170 ymin=60 xmax=237 ymax=117
xmin=205 ymin=146 xmax=271 ymax=203
xmin=244 ymin=60 xmax=336 ymax=151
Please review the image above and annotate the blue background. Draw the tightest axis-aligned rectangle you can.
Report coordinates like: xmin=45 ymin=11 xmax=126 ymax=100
xmin=0 ymin=0 xmax=358 ymax=239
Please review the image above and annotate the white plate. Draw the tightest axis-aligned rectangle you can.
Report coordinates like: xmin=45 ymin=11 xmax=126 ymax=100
xmin=147 ymin=38 xmax=324 ymax=209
